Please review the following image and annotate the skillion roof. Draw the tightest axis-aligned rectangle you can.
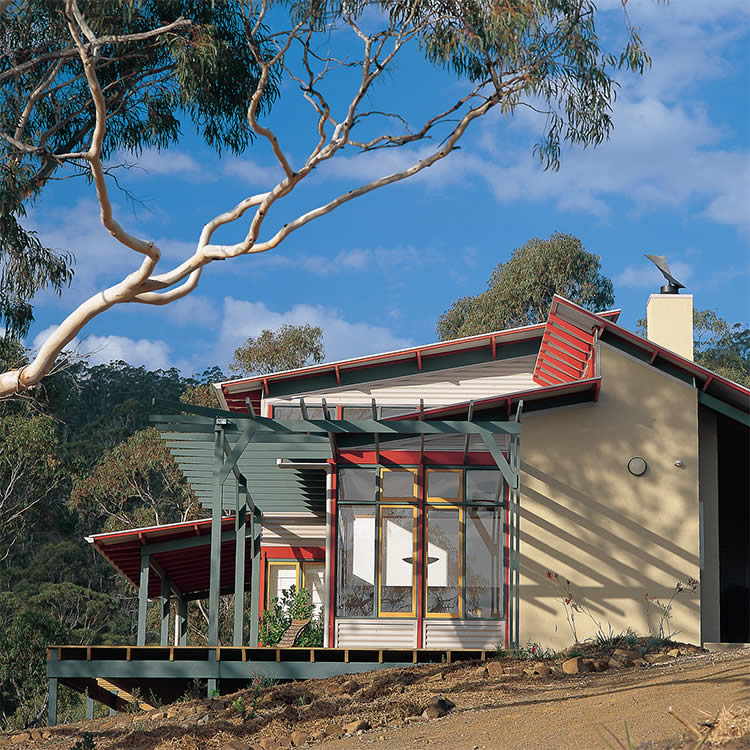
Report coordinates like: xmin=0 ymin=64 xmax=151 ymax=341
xmin=214 ymin=296 xmax=748 ymax=425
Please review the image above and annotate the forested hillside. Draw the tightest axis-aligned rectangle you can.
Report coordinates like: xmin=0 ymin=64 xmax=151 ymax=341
xmin=0 ymin=341 xmax=224 ymax=730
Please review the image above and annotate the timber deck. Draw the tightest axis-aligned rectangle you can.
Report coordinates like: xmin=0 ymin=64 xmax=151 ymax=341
xmin=47 ymin=644 xmax=492 ymax=712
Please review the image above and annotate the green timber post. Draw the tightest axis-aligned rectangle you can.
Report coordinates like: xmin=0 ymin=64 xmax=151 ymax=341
xmin=137 ymin=552 xmax=150 ymax=646
xmin=249 ymin=507 xmax=262 ymax=645
xmin=233 ymin=479 xmax=247 ymax=646
xmin=160 ymin=574 xmax=171 ymax=646
xmin=177 ymin=597 xmax=188 ymax=646
xmin=48 ymin=650 xmax=58 ymax=726
xmin=208 ymin=422 xmax=225 ymax=647
xmin=86 ymin=695 xmax=94 ymax=720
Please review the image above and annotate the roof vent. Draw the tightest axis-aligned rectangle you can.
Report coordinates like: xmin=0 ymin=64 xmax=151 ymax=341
xmin=645 ymin=254 xmax=685 ymax=294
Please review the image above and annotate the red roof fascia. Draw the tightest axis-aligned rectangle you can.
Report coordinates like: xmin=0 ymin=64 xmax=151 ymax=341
xmin=550 ymin=295 xmax=750 ymax=408
xmin=218 ymin=323 xmax=549 ymax=403
xmin=384 ymin=378 xmax=602 ymax=421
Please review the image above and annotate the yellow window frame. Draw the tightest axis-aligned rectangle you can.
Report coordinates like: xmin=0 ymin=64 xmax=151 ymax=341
xmin=425 ymin=468 xmax=463 ymax=503
xmin=379 ymin=467 xmax=418 ymax=502
xmin=265 ymin=561 xmax=300 ymax=608
xmin=424 ymin=504 xmax=463 ymax=619
xmin=377 ymin=504 xmax=418 ymax=617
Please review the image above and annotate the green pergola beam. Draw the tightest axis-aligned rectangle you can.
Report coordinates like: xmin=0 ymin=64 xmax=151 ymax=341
xmin=476 ymin=427 xmax=518 ymax=489
xmin=699 ymin=391 xmax=750 ymax=427
xmin=153 ymin=414 xmax=520 ymax=436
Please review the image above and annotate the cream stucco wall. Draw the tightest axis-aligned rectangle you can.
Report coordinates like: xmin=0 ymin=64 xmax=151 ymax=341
xmin=646 ymin=294 xmax=694 ymax=361
xmin=519 ymin=343 xmax=701 ymax=649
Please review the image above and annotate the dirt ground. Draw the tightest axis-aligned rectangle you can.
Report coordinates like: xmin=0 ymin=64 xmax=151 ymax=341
xmin=2 ymin=645 xmax=748 ymax=750
xmin=322 ymin=651 xmax=750 ymax=750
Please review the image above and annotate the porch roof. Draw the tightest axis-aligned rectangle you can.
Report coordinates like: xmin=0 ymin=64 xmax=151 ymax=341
xmin=86 ymin=517 xmax=246 ymax=599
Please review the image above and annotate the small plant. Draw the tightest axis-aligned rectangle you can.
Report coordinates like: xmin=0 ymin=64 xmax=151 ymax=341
xmin=177 ymin=678 xmax=205 ymax=702
xmin=644 ymin=577 xmax=698 ymax=640
xmin=298 ymin=694 xmax=310 ymax=706
xmin=69 ymin=733 xmax=96 ymax=750
xmin=232 ymin=696 xmax=248 ymax=721
xmin=546 ymin=571 xmax=621 ymax=646
xmin=258 ymin=585 xmax=324 ymax=647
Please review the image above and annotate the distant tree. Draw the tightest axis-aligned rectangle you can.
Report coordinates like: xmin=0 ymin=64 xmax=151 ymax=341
xmin=180 ymin=366 xmax=227 ymax=410
xmin=0 ymin=596 xmax=65 ymax=729
xmin=69 ymin=427 xmax=198 ymax=531
xmin=437 ymin=234 xmax=615 ymax=340
xmin=637 ymin=309 xmax=749 ymax=387
xmin=0 ymin=413 xmax=62 ymax=561
xmin=230 ymin=324 xmax=325 ymax=377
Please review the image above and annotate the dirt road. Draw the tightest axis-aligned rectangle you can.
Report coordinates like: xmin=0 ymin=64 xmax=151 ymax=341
xmin=323 ymin=652 xmax=750 ymax=750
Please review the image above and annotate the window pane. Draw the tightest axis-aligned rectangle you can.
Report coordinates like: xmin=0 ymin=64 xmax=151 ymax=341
xmin=379 ymin=406 xmax=417 ymax=418
xmin=340 ymin=468 xmax=377 ymax=502
xmin=381 ymin=470 xmax=415 ymax=499
xmin=466 ymin=470 xmax=503 ymax=503
xmin=427 ymin=470 xmax=461 ymax=500
xmin=305 ymin=406 xmax=331 ymax=420
xmin=380 ymin=507 xmax=415 ymax=614
xmin=303 ymin=563 xmax=325 ymax=615
xmin=342 ymin=406 xmax=374 ymax=420
xmin=426 ymin=507 xmax=460 ymax=616
xmin=272 ymin=405 xmax=299 ymax=419
xmin=336 ymin=506 xmax=375 ymax=616
xmin=268 ymin=564 xmax=297 ymax=605
xmin=465 ymin=507 xmax=504 ymax=618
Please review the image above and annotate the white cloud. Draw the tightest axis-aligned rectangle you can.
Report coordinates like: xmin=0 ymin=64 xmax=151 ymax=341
xmin=223 ymin=158 xmax=284 ymax=188
xmin=32 ymin=325 xmax=172 ymax=370
xmin=163 ymin=295 xmax=220 ymax=328
xmin=117 ymin=148 xmax=207 ymax=179
xmin=216 ymin=297 xmax=414 ymax=367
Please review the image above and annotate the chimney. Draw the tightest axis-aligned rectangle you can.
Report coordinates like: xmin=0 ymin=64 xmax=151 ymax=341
xmin=643 ymin=254 xmax=693 ymax=361
xmin=646 ymin=293 xmax=694 ymax=361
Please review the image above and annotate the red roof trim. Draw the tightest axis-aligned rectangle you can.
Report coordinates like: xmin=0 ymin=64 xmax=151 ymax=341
xmin=550 ymin=295 xmax=750 ymax=407
xmin=384 ymin=378 xmax=602 ymax=421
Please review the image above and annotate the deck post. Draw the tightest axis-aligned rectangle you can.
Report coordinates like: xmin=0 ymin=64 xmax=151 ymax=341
xmin=233 ymin=480 xmax=247 ymax=646
xmin=208 ymin=422 xmax=225 ymax=646
xmin=86 ymin=695 xmax=94 ymax=720
xmin=48 ymin=678 xmax=57 ymax=726
xmin=160 ymin=573 xmax=171 ymax=646
xmin=176 ymin=596 xmax=188 ymax=646
xmin=137 ymin=552 xmax=150 ymax=646
xmin=249 ymin=508 xmax=262 ymax=645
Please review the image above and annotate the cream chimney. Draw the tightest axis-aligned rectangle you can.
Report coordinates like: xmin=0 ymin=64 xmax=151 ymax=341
xmin=646 ymin=293 xmax=694 ymax=361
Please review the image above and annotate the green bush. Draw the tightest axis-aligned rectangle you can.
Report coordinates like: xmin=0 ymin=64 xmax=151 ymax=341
xmin=258 ymin=585 xmax=323 ymax=647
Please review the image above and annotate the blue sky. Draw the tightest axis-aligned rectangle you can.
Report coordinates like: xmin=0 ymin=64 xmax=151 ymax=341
xmin=26 ymin=1 xmax=750 ymax=377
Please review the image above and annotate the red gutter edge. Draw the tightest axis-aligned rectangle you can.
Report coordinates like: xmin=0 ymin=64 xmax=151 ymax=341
xmin=87 ymin=516 xmax=231 ymax=544
xmin=218 ymin=321 xmax=549 ymax=391
xmin=385 ymin=378 xmax=602 ymax=421
xmin=550 ymin=295 xmax=750 ymax=403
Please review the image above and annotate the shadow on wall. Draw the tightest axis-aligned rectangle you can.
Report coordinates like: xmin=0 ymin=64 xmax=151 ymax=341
xmin=518 ymin=347 xmax=701 ymax=649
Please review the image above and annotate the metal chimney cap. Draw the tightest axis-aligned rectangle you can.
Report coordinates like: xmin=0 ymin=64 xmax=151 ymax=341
xmin=645 ymin=254 xmax=686 ymax=294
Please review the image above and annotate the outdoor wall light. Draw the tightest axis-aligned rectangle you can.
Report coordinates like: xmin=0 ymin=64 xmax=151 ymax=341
xmin=674 ymin=459 xmax=685 ymax=468
xmin=627 ymin=456 xmax=648 ymax=476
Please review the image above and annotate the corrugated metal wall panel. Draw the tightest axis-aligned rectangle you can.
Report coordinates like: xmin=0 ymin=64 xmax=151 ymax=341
xmin=262 ymin=515 xmax=326 ymax=546
xmin=422 ymin=620 xmax=505 ymax=649
xmin=264 ymin=355 xmax=539 ymax=413
xmin=335 ymin=619 xmax=418 ymax=648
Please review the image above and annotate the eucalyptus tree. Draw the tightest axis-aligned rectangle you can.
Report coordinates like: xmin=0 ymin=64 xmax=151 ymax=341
xmin=437 ymin=233 xmax=615 ymax=339
xmin=230 ymin=323 xmax=325 ymax=376
xmin=0 ymin=0 xmax=277 ymax=340
xmin=0 ymin=0 xmax=655 ymax=397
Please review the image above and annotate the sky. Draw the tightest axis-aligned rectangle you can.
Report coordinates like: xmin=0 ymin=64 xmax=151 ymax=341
xmin=25 ymin=0 xmax=750 ymax=378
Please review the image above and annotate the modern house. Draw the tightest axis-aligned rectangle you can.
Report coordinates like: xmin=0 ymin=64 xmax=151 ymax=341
xmin=48 ymin=287 xmax=749 ymax=721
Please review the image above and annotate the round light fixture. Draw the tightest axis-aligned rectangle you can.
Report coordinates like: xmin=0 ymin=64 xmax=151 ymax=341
xmin=627 ymin=456 xmax=648 ymax=476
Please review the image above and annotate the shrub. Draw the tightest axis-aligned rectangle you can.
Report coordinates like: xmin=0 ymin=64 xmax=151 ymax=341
xmin=258 ymin=585 xmax=323 ymax=647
